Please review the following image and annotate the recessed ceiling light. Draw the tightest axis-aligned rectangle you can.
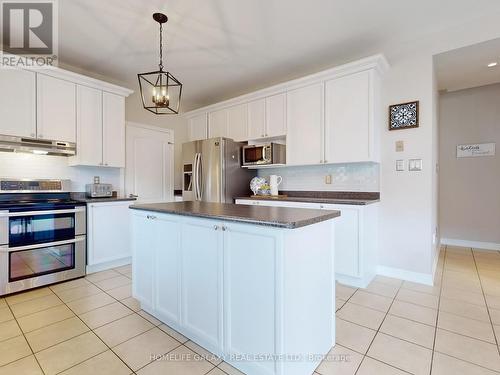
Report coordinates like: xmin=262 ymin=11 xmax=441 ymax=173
xmin=487 ymin=62 xmax=498 ymax=67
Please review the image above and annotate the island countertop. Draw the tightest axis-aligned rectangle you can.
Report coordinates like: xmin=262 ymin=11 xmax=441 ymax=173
xmin=129 ymin=201 xmax=340 ymax=229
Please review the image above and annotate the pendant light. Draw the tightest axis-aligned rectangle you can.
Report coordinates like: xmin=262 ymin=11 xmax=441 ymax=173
xmin=138 ymin=13 xmax=182 ymax=114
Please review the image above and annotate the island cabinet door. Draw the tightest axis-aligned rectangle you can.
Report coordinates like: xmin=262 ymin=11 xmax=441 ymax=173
xmin=131 ymin=213 xmax=156 ymax=310
xmin=154 ymin=216 xmax=181 ymax=327
xmin=223 ymin=223 xmax=279 ymax=375
xmin=180 ymin=218 xmax=224 ymax=355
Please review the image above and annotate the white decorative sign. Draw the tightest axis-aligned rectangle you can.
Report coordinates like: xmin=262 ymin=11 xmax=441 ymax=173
xmin=457 ymin=143 xmax=496 ymax=158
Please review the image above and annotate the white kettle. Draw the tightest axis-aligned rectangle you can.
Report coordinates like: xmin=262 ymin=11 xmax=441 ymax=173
xmin=269 ymin=175 xmax=283 ymax=196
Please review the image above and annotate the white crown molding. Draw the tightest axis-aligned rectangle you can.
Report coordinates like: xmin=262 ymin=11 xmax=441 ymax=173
xmin=183 ymin=53 xmax=389 ymax=119
xmin=1 ymin=52 xmax=133 ymax=97
xmin=36 ymin=68 xmax=134 ymax=97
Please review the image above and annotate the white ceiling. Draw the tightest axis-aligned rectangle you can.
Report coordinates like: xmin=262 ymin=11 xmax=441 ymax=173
xmin=58 ymin=0 xmax=500 ymax=111
xmin=435 ymin=38 xmax=500 ymax=92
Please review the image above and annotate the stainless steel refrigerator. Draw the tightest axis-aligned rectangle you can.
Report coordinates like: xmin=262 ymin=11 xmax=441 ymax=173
xmin=182 ymin=137 xmax=255 ymax=203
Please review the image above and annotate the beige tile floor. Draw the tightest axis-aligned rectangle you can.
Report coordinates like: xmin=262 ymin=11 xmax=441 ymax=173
xmin=1 ymin=246 xmax=500 ymax=374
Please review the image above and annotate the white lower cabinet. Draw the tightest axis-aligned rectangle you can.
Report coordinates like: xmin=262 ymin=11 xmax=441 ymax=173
xmin=235 ymin=199 xmax=378 ymax=288
xmin=223 ymin=223 xmax=277 ymax=375
xmin=181 ymin=220 xmax=223 ymax=354
xmin=154 ymin=216 xmax=181 ymax=325
xmin=87 ymin=201 xmax=132 ymax=273
xmin=132 ymin=211 xmax=335 ymax=375
xmin=131 ymin=211 xmax=156 ymax=309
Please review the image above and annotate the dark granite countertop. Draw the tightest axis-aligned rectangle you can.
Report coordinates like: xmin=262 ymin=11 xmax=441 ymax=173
xmin=129 ymin=201 xmax=340 ymax=229
xmin=234 ymin=196 xmax=379 ymax=205
xmin=71 ymin=193 xmax=136 ymax=203
xmin=234 ymin=191 xmax=380 ymax=206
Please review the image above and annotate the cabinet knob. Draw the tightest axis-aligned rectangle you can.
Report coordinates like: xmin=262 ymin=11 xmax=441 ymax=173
xmin=324 ymin=160 xmax=328 ymax=163
xmin=30 ymin=133 xmax=35 ymax=138
xmin=214 ymin=225 xmax=219 ymax=231
xmin=221 ymin=226 xmax=227 ymax=231
xmin=320 ymin=205 xmax=324 ymax=209
xmin=104 ymin=163 xmax=108 ymax=166
xmin=38 ymin=134 xmax=43 ymax=139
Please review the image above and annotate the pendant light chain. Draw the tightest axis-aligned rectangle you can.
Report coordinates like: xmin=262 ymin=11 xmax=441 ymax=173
xmin=159 ymin=22 xmax=164 ymax=71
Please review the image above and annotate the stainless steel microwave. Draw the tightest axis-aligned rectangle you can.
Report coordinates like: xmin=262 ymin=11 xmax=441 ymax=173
xmin=242 ymin=143 xmax=286 ymax=166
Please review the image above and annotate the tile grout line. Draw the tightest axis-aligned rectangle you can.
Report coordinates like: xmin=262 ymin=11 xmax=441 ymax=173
xmin=470 ymin=248 xmax=500 ymax=356
xmin=352 ymin=278 xmax=405 ymax=374
xmin=45 ymin=287 xmax=132 ymax=375
xmin=4 ymin=296 xmax=45 ymax=373
xmin=428 ymin=244 xmax=447 ymax=375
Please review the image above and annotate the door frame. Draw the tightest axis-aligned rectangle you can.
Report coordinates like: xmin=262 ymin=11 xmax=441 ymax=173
xmin=125 ymin=121 xmax=175 ymax=201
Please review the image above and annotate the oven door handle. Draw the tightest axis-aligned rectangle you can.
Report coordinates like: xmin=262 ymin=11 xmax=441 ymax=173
xmin=0 ymin=237 xmax=86 ymax=253
xmin=0 ymin=207 xmax=86 ymax=217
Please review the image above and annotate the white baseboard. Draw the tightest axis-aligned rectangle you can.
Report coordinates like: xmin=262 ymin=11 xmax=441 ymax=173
xmin=441 ymin=238 xmax=500 ymax=251
xmin=86 ymin=257 xmax=131 ymax=274
xmin=336 ymin=272 xmax=376 ymax=289
xmin=377 ymin=265 xmax=433 ymax=286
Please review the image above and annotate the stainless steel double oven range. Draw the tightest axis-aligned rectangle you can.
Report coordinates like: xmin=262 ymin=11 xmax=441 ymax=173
xmin=0 ymin=179 xmax=86 ymax=296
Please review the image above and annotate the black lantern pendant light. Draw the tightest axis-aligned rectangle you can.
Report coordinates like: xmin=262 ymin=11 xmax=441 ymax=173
xmin=138 ymin=13 xmax=182 ymax=114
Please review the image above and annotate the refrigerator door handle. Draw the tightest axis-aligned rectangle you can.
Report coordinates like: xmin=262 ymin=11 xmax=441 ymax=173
xmin=197 ymin=153 xmax=203 ymax=201
xmin=193 ymin=153 xmax=199 ymax=201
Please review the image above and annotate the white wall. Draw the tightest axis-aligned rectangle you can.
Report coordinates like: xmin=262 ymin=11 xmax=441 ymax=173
xmin=0 ymin=152 xmax=123 ymax=193
xmin=377 ymin=11 xmax=500 ymax=282
xmin=125 ymin=91 xmax=188 ymax=190
xmin=379 ymin=54 xmax=437 ymax=280
xmin=439 ymin=84 xmax=500 ymax=245
xmin=257 ymin=163 xmax=379 ymax=192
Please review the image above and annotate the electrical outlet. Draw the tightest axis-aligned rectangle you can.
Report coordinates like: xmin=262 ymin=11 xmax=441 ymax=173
xmin=325 ymin=175 xmax=332 ymax=184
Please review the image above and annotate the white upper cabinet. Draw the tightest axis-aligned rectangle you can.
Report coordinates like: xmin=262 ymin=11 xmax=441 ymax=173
xmin=265 ymin=93 xmax=286 ymax=137
xmin=74 ymin=85 xmax=103 ymax=166
xmin=0 ymin=69 xmax=36 ymax=138
xmin=36 ymin=74 xmax=76 ymax=142
xmin=188 ymin=114 xmax=208 ymax=141
xmin=226 ymin=103 xmax=247 ymax=141
xmin=247 ymin=98 xmax=266 ymax=139
xmin=103 ymin=92 xmax=125 ymax=167
xmin=72 ymin=88 xmax=125 ymax=168
xmin=208 ymin=109 xmax=228 ymax=138
xmin=183 ymin=55 xmax=387 ymax=164
xmin=325 ymin=71 xmax=373 ymax=163
xmin=286 ymin=83 xmax=324 ymax=165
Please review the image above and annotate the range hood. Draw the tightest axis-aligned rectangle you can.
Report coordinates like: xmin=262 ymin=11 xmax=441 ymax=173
xmin=0 ymin=135 xmax=76 ymax=156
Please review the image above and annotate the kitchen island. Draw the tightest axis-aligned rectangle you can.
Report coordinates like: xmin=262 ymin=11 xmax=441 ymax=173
xmin=130 ymin=201 xmax=340 ymax=375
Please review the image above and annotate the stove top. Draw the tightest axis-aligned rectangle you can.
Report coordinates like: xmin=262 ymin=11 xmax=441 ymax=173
xmin=0 ymin=179 xmax=83 ymax=210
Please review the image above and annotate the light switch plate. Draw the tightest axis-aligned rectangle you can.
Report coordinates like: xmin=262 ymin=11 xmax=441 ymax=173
xmin=325 ymin=175 xmax=332 ymax=184
xmin=409 ymin=159 xmax=423 ymax=171
xmin=396 ymin=140 xmax=404 ymax=152
xmin=396 ymin=160 xmax=405 ymax=171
